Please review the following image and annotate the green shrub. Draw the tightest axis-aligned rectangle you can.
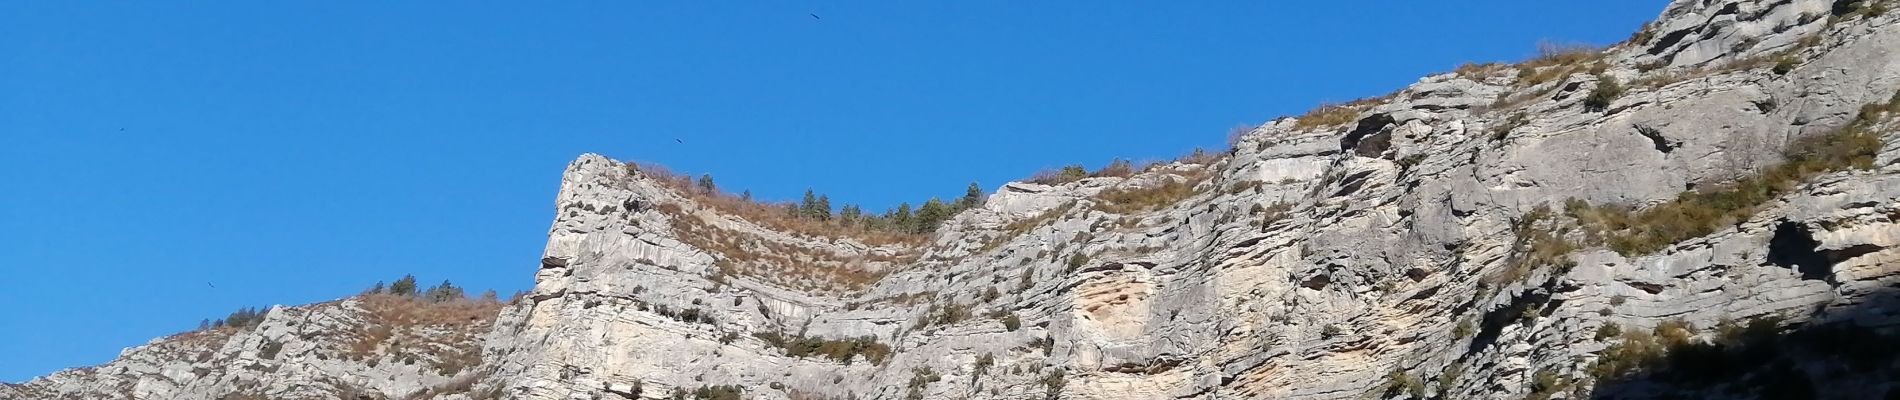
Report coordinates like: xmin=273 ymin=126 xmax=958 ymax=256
xmin=1773 ymin=57 xmax=1799 ymax=75
xmin=687 ymin=385 xmax=742 ymax=400
xmin=1485 ymin=205 xmax=1580 ymax=285
xmin=1527 ymin=369 xmax=1567 ymax=400
xmin=259 ymin=341 xmax=283 ymax=360
xmin=1583 ymin=75 xmax=1624 ymax=112
xmin=1001 ymin=313 xmax=1022 ymax=332
xmin=1382 ymin=370 xmax=1426 ymax=398
xmin=1453 ymin=319 xmax=1476 ymax=339
xmin=906 ymin=367 xmax=943 ymax=400
xmin=753 ymin=332 xmax=891 ymax=365
xmin=1028 ymin=165 xmax=1090 ymax=185
xmin=1596 ymin=324 xmax=1624 ymax=341
xmin=1490 ymin=113 xmax=1530 ymax=142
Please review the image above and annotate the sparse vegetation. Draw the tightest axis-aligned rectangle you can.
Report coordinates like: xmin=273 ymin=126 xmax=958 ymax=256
xmin=1490 ymin=113 xmax=1530 ymax=142
xmin=1293 ymin=104 xmax=1362 ymax=130
xmin=1321 ymin=325 xmax=1344 ymax=339
xmin=1453 ymin=319 xmax=1476 ymax=339
xmin=1063 ymin=252 xmax=1091 ymax=275
xmin=1381 ymin=369 xmax=1426 ymax=398
xmin=1515 ymin=41 xmax=1606 ymax=87
xmin=625 ymin=162 xmax=982 ymax=244
xmin=1028 ymin=164 xmax=1091 ymax=185
xmin=1567 ymin=92 xmax=1896 ymax=256
xmin=1485 ymin=205 xmax=1580 ymax=285
xmin=905 ymin=366 xmax=942 ymax=400
xmin=752 ymin=332 xmax=893 ymax=365
xmin=1526 ymin=369 xmax=1570 ymax=400
xmin=973 ymin=353 xmax=995 ymax=376
xmin=1094 ymin=172 xmax=1212 ymax=214
xmin=663 ymin=203 xmax=908 ymax=293
xmin=1582 ymin=74 xmax=1624 ymax=112
xmin=1000 ymin=313 xmax=1022 ymax=332
xmin=671 ymin=384 xmax=742 ymax=400
xmin=348 ymin=292 xmax=503 ymax=375
xmin=1773 ymin=56 xmax=1799 ymax=75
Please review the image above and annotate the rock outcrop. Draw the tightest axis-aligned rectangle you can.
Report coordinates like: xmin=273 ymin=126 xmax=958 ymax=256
xmin=4 ymin=296 xmax=502 ymax=400
xmin=12 ymin=0 xmax=1900 ymax=399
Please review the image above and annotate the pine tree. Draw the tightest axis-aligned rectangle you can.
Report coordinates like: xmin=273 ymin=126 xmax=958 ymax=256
xmin=959 ymin=182 xmax=984 ymax=209
xmin=741 ymin=190 xmax=753 ymax=201
xmin=893 ymin=203 xmax=914 ymax=233
xmin=841 ymin=204 xmax=863 ymax=225
xmin=391 ymin=274 xmax=419 ymax=296
xmin=481 ymin=289 xmax=499 ymax=302
xmin=917 ymin=198 xmax=950 ymax=232
xmin=697 ymin=174 xmax=716 ymax=194
xmin=425 ymin=280 xmax=464 ymax=302
xmin=198 ymin=319 xmax=212 ymax=331
xmin=800 ymin=189 xmax=820 ymax=219
xmin=225 ymin=307 xmax=266 ymax=328
xmin=365 ymin=281 xmax=386 ymax=295
xmin=815 ymin=195 xmax=833 ymax=221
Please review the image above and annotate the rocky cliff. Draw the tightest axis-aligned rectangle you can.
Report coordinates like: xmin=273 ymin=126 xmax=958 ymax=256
xmin=12 ymin=0 xmax=1900 ymax=399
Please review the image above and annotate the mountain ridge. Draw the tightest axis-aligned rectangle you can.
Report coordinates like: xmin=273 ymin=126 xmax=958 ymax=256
xmin=13 ymin=0 xmax=1900 ymax=399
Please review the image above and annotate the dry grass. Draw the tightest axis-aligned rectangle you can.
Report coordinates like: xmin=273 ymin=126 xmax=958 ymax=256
xmin=1568 ymin=92 xmax=1895 ymax=256
xmin=1452 ymin=62 xmax=1509 ymax=78
xmin=659 ymin=203 xmax=912 ymax=294
xmin=1028 ymin=165 xmax=1090 ymax=185
xmin=1512 ymin=41 xmax=1606 ymax=87
xmin=626 ymin=162 xmax=928 ymax=246
xmin=1484 ymin=205 xmax=1581 ymax=285
xmin=1630 ymin=32 xmax=1825 ymax=90
xmin=1292 ymin=104 xmax=1365 ymax=131
xmin=347 ymin=294 xmax=503 ymax=375
xmin=1090 ymin=159 xmax=1141 ymax=178
xmin=1093 ymin=170 xmax=1213 ymax=214
xmin=971 ymin=201 xmax=1078 ymax=254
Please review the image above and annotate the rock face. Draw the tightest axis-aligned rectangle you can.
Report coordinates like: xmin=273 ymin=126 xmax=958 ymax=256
xmin=13 ymin=0 xmax=1900 ymax=399
xmin=3 ymin=296 xmax=502 ymax=400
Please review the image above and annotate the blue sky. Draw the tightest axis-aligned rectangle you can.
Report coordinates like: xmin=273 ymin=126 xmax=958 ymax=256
xmin=0 ymin=1 xmax=1663 ymax=382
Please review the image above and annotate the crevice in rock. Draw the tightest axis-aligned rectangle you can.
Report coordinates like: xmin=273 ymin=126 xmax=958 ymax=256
xmin=1647 ymin=28 xmax=1696 ymax=55
xmin=1767 ymin=221 xmax=1833 ymax=281
xmin=1331 ymin=170 xmax=1377 ymax=198
xmin=1467 ymin=280 xmax=1556 ymax=355
xmin=1340 ymin=113 xmax=1396 ymax=158
xmin=1823 ymin=244 xmax=1884 ymax=264
xmin=1299 ymin=274 xmax=1331 ymax=290
xmin=1635 ymin=124 xmax=1679 ymax=153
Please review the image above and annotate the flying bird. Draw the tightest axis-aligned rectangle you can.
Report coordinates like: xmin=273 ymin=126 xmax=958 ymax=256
xmin=810 ymin=13 xmax=821 ymax=20
xmin=675 ymin=138 xmax=684 ymax=144
xmin=206 ymin=282 xmax=216 ymax=289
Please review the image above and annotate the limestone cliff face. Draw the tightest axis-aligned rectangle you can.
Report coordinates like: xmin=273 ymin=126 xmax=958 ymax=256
xmin=13 ymin=0 xmax=1900 ymax=399
xmin=3 ymin=296 xmax=501 ymax=400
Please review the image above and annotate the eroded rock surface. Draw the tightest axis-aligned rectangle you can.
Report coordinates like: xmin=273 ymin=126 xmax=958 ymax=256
xmin=13 ymin=1 xmax=1900 ymax=399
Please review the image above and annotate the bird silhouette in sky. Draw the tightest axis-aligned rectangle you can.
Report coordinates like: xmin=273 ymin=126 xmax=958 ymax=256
xmin=810 ymin=13 xmax=821 ymax=20
xmin=675 ymin=138 xmax=684 ymax=144
xmin=206 ymin=282 xmax=216 ymax=289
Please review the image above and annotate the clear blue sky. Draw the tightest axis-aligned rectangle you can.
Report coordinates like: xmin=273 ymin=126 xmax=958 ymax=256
xmin=0 ymin=1 xmax=1663 ymax=382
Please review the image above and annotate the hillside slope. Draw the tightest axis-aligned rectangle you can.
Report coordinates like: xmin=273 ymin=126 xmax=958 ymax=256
xmin=12 ymin=0 xmax=1900 ymax=399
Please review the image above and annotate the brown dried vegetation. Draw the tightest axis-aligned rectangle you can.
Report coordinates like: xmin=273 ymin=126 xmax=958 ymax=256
xmin=346 ymin=294 xmax=503 ymax=375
